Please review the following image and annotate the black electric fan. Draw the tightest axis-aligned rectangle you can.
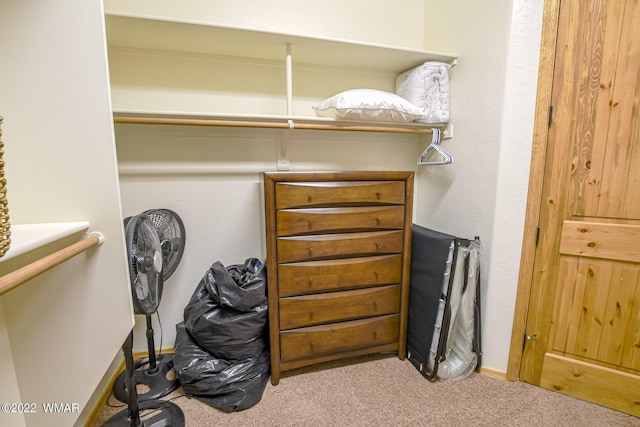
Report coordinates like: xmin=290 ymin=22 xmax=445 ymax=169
xmin=113 ymin=209 xmax=186 ymax=403
xmin=103 ymin=213 xmax=184 ymax=426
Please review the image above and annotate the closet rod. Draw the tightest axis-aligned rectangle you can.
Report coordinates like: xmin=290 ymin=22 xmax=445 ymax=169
xmin=0 ymin=232 xmax=104 ymax=297
xmin=113 ymin=116 xmax=436 ymax=135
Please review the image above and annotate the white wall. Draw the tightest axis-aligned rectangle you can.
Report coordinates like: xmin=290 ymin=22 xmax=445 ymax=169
xmin=415 ymin=0 xmax=543 ymax=372
xmin=116 ymin=126 xmax=423 ymax=352
xmin=104 ymin=0 xmax=426 ymax=49
xmin=0 ymin=1 xmax=134 ymax=425
xmin=416 ymin=0 xmax=510 ymax=371
xmin=0 ymin=304 xmax=24 ymax=427
xmin=484 ymin=0 xmax=543 ymax=372
xmin=105 ymin=0 xmax=545 ymax=377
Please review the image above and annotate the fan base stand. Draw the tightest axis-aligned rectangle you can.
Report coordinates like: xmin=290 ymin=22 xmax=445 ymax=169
xmin=102 ymin=399 xmax=185 ymax=427
xmin=113 ymin=354 xmax=179 ymax=404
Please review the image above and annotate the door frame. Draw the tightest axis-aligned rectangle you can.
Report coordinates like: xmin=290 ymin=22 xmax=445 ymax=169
xmin=506 ymin=0 xmax=561 ymax=382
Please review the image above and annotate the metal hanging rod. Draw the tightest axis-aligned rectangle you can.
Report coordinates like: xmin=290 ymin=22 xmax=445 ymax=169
xmin=0 ymin=232 xmax=104 ymax=297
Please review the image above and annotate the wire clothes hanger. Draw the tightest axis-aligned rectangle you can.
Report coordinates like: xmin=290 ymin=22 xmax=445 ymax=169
xmin=418 ymin=128 xmax=453 ymax=165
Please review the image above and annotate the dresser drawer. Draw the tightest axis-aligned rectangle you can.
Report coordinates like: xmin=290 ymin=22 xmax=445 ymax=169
xmin=277 ymin=206 xmax=405 ymax=236
xmin=279 ymin=285 xmax=401 ymax=329
xmin=280 ymin=314 xmax=400 ymax=362
xmin=275 ymin=181 xmax=405 ymax=209
xmin=277 ymin=230 xmax=404 ymax=263
xmin=277 ymin=254 xmax=403 ymax=297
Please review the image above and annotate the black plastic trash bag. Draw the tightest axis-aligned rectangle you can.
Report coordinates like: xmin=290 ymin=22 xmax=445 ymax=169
xmin=173 ymin=322 xmax=270 ymax=412
xmin=184 ymin=258 xmax=268 ymax=360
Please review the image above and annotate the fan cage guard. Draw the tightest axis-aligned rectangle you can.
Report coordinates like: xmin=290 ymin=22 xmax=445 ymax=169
xmin=0 ymin=116 xmax=10 ymax=258
xmin=143 ymin=209 xmax=185 ymax=281
xmin=127 ymin=215 xmax=162 ymax=316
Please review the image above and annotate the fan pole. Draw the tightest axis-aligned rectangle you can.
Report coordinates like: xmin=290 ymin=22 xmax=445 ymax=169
xmin=123 ymin=331 xmax=141 ymax=427
xmin=145 ymin=315 xmax=158 ymax=373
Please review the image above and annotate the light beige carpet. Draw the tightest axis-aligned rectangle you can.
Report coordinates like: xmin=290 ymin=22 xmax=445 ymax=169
xmin=95 ymin=354 xmax=639 ymax=426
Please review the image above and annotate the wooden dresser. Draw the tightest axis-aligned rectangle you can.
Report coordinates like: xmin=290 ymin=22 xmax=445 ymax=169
xmin=262 ymin=171 xmax=414 ymax=385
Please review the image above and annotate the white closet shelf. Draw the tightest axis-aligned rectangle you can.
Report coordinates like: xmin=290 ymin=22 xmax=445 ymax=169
xmin=113 ymin=111 xmax=444 ymax=134
xmin=105 ymin=12 xmax=458 ymax=71
xmin=0 ymin=222 xmax=90 ymax=263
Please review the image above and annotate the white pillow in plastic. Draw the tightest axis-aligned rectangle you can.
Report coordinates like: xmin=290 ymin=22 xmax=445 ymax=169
xmin=313 ymin=89 xmax=424 ymax=123
xmin=396 ymin=61 xmax=450 ymax=124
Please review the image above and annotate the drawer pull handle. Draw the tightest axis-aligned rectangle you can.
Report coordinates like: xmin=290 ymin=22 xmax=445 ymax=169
xmin=376 ymin=191 xmax=381 ymax=199
xmin=308 ymin=247 xmax=313 ymax=255
xmin=310 ymin=341 xmax=315 ymax=349
xmin=375 ymin=271 xmax=380 ymax=280
xmin=373 ymin=302 xmax=378 ymax=310
xmin=308 ymin=194 xmax=313 ymax=202
xmin=375 ymin=217 xmax=381 ymax=225
xmin=309 ymin=311 xmax=314 ymax=319
xmin=308 ymin=220 xmax=313 ymax=229
xmin=372 ymin=331 xmax=378 ymax=338
xmin=308 ymin=278 xmax=313 ymax=287
xmin=375 ymin=242 xmax=381 ymax=250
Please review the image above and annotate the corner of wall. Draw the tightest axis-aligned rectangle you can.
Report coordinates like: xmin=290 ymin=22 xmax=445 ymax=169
xmin=483 ymin=0 xmax=544 ymax=372
xmin=0 ymin=301 xmax=26 ymax=427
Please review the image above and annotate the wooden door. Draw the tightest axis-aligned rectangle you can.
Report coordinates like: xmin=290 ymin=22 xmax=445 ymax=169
xmin=519 ymin=0 xmax=640 ymax=416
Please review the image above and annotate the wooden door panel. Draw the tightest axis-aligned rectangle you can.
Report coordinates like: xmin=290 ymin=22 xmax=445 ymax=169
xmin=540 ymin=353 xmax=640 ymax=415
xmin=560 ymin=221 xmax=640 ymax=262
xmin=590 ymin=0 xmax=640 ymax=219
xmin=607 ymin=265 xmax=640 ymax=371
xmin=551 ymin=256 xmax=640 ymax=370
xmin=577 ymin=0 xmax=640 ymax=220
xmin=556 ymin=0 xmax=620 ymax=218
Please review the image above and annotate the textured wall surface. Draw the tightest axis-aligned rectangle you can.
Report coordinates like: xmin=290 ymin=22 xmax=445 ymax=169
xmin=482 ymin=0 xmax=543 ymax=371
xmin=415 ymin=0 xmax=543 ymax=372
xmin=415 ymin=0 xmax=512 ymax=370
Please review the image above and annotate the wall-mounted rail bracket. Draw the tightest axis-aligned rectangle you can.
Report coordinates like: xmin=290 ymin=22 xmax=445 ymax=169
xmin=442 ymin=123 xmax=454 ymax=140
